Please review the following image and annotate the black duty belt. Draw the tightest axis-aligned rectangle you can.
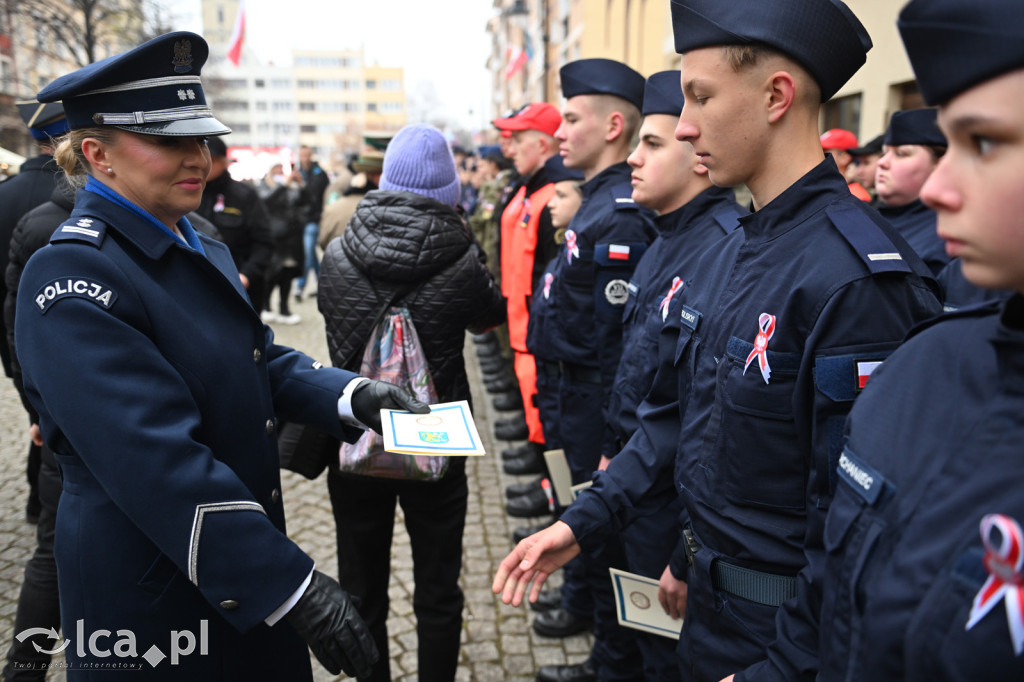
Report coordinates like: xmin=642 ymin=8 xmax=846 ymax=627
xmin=559 ymin=362 xmax=602 ymax=385
xmin=683 ymin=526 xmax=797 ymax=608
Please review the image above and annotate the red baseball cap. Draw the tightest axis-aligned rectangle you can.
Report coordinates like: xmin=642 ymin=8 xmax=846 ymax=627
xmin=820 ymin=128 xmax=859 ymax=151
xmin=492 ymin=102 xmax=562 ymax=136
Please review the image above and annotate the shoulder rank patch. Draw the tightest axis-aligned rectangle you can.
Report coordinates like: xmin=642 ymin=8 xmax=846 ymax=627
xmin=826 ymin=204 xmax=911 ymax=275
xmin=35 ymin=277 xmax=117 ymax=314
xmin=612 ymin=183 xmax=639 ymax=210
xmin=51 ymin=216 xmax=108 ymax=248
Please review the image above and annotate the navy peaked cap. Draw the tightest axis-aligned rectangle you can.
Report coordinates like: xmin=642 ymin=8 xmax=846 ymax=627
xmin=15 ymin=100 xmax=68 ymax=140
xmin=545 ymin=154 xmax=584 ymax=184
xmin=642 ymin=71 xmax=684 ymax=117
xmin=884 ymin=108 xmax=946 ymax=148
xmin=37 ymin=31 xmax=229 ymax=137
xmin=560 ymin=59 xmax=645 ymax=110
xmin=899 ymin=0 xmax=1024 ymax=106
xmin=669 ymin=0 xmax=872 ymax=102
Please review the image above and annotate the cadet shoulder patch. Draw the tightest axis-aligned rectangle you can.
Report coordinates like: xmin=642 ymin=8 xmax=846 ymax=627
xmin=51 ymin=216 xmax=108 ymax=248
xmin=826 ymin=204 xmax=911 ymax=275
xmin=611 ymin=183 xmax=640 ymax=211
xmin=34 ymin=277 xmax=118 ymax=314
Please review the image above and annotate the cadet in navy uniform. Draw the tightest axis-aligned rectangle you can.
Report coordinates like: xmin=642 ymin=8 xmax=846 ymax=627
xmin=737 ymin=1 xmax=1024 ymax=679
xmin=525 ymin=57 xmax=656 ymax=682
xmin=875 ymin=107 xmax=949 ymax=276
xmin=495 ymin=2 xmax=942 ymax=681
xmin=17 ymin=32 xmax=427 ymax=681
xmin=604 ymin=69 xmax=744 ymax=681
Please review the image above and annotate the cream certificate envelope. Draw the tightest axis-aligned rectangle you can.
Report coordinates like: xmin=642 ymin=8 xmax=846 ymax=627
xmin=542 ymin=449 xmax=574 ymax=507
xmin=381 ymin=400 xmax=486 ymax=456
xmin=570 ymin=480 xmax=593 ymax=500
xmin=609 ymin=567 xmax=683 ymax=640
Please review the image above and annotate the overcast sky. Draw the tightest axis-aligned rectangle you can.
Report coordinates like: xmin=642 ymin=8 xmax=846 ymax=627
xmin=162 ymin=0 xmax=496 ymax=131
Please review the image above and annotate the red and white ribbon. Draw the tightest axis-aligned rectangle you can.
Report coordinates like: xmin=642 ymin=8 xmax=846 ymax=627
xmin=566 ymin=230 xmax=579 ymax=264
xmin=966 ymin=514 xmax=1024 ymax=655
xmin=660 ymin=277 xmax=683 ymax=322
xmin=742 ymin=313 xmax=776 ymax=384
xmin=542 ymin=272 xmax=554 ymax=300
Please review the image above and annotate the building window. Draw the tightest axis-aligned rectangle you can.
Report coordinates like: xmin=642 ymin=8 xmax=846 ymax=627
xmin=382 ymin=101 xmax=402 ymax=113
xmin=822 ymin=93 xmax=862 ymax=136
xmin=894 ymin=80 xmax=925 ymax=111
xmin=254 ymin=79 xmax=265 ymax=88
xmin=366 ymin=79 xmax=376 ymax=90
xmin=218 ymin=100 xmax=249 ymax=112
xmin=232 ymin=123 xmax=251 ymax=133
xmin=271 ymin=78 xmax=291 ymax=88
xmin=300 ymin=124 xmax=316 ymax=133
xmin=255 ymin=101 xmax=267 ymax=111
xmin=297 ymin=79 xmax=316 ymax=88
xmin=222 ymin=79 xmax=248 ymax=89
xmin=381 ymin=79 xmax=401 ymax=91
xmin=367 ymin=102 xmax=378 ymax=112
xmin=299 ymin=102 xmax=316 ymax=111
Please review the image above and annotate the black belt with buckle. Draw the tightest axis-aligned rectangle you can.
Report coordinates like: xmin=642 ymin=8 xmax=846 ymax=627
xmin=560 ymin=362 xmax=602 ymax=385
xmin=684 ymin=526 xmax=797 ymax=607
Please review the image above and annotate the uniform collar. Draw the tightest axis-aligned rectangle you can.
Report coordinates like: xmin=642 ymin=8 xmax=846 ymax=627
xmin=580 ymin=161 xmax=631 ymax=198
xmin=738 ymin=156 xmax=850 ymax=240
xmin=656 ymin=185 xmax=736 ymax=235
xmin=75 ymin=184 xmax=206 ymax=259
xmin=877 ymin=198 xmax=930 ymax=219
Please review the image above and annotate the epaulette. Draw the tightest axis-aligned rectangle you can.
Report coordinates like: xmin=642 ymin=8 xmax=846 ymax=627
xmin=907 ymin=298 xmax=1003 ymax=341
xmin=711 ymin=204 xmax=744 ymax=235
xmin=50 ymin=216 xmax=108 ymax=248
xmin=826 ymin=203 xmax=911 ymax=275
xmin=611 ymin=183 xmax=641 ymax=211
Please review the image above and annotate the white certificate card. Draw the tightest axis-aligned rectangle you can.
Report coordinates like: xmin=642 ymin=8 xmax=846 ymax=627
xmin=381 ymin=400 xmax=486 ymax=456
xmin=609 ymin=567 xmax=683 ymax=640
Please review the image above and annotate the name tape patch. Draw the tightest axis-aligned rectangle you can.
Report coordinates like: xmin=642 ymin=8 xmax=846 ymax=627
xmin=837 ymin=447 xmax=886 ymax=505
xmin=35 ymin=278 xmax=117 ymax=314
xmin=680 ymin=305 xmax=702 ymax=332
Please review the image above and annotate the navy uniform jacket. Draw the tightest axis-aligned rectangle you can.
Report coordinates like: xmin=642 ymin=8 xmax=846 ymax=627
xmin=878 ymin=199 xmax=948 ymax=276
xmin=536 ymin=161 xmax=656 ymax=454
xmin=937 ymin=258 xmax=1013 ymax=312
xmin=15 ymin=188 xmax=361 ymax=681
xmin=607 ymin=185 xmax=743 ymax=451
xmin=748 ymin=297 xmax=1024 ymax=681
xmin=562 ymin=159 xmax=942 ymax=680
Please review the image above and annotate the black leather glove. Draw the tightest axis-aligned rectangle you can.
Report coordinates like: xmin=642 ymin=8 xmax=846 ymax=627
xmin=284 ymin=570 xmax=379 ymax=677
xmin=350 ymin=379 xmax=430 ymax=433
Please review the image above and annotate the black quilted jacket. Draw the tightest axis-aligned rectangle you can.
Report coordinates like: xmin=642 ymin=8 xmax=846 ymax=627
xmin=318 ymin=190 xmax=506 ymax=404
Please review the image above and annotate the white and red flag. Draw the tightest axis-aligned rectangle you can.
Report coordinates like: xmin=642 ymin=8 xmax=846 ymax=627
xmin=227 ymin=0 xmax=246 ymax=67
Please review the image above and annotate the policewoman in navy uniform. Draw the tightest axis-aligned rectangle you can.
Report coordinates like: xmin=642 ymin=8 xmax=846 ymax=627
xmin=606 ymin=69 xmax=744 ymax=681
xmin=737 ymin=1 xmax=1024 ymax=679
xmin=16 ymin=32 xmax=426 ymax=681
xmin=495 ymin=1 xmax=942 ymax=680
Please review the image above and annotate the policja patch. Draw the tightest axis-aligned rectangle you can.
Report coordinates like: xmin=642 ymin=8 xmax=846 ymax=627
xmin=35 ymin=277 xmax=117 ymax=314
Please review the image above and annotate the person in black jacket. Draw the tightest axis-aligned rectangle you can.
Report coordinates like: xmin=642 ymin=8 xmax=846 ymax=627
xmin=257 ymin=162 xmax=305 ymax=324
xmin=294 ymin=145 xmax=331 ymax=300
xmin=196 ymin=135 xmax=274 ymax=309
xmin=318 ymin=123 xmax=506 ymax=682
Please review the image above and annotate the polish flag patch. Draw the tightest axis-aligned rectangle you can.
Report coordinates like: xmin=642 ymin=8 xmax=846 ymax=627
xmin=609 ymin=244 xmax=630 ymax=260
xmin=857 ymin=360 xmax=882 ymax=389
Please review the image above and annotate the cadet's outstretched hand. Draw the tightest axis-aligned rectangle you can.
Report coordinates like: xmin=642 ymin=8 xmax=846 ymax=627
xmin=492 ymin=520 xmax=581 ymax=607
xmin=657 ymin=564 xmax=688 ymax=620
xmin=285 ymin=570 xmax=379 ymax=678
xmin=350 ymin=379 xmax=430 ymax=433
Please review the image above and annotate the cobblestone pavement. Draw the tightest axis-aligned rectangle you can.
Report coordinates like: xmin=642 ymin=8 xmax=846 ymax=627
xmin=0 ymin=287 xmax=593 ymax=680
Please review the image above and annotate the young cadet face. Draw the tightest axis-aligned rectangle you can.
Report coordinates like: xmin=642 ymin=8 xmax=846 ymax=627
xmin=875 ymin=144 xmax=938 ymax=207
xmin=628 ymin=113 xmax=703 ymax=214
xmin=556 ymin=95 xmax=607 ymax=173
xmin=548 ymin=180 xmax=582 ymax=229
xmin=675 ymin=47 xmax=768 ymax=189
xmin=101 ymin=131 xmax=211 ymax=229
xmin=922 ymin=69 xmax=1024 ymax=293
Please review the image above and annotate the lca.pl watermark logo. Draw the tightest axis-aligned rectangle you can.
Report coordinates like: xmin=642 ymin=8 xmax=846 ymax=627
xmin=16 ymin=620 xmax=209 ymax=669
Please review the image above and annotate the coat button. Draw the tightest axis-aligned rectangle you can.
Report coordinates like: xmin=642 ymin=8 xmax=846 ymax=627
xmin=265 ymin=419 xmax=275 ymax=435
xmin=253 ymin=348 xmax=262 ymax=363
xmin=271 ymin=488 xmax=280 ymax=504
xmin=219 ymin=600 xmax=239 ymax=610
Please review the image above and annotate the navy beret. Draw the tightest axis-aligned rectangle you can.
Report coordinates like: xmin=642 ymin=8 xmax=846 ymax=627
xmin=560 ymin=59 xmax=645 ymax=110
xmin=16 ymin=100 xmax=68 ymax=140
xmin=899 ymin=0 xmax=1024 ymax=106
xmin=883 ymin=108 xmax=947 ymax=148
xmin=37 ymin=31 xmax=229 ymax=137
xmin=669 ymin=0 xmax=872 ymax=102
xmin=545 ymin=154 xmax=584 ymax=184
xmin=849 ymin=134 xmax=884 ymax=157
xmin=642 ymin=71 xmax=684 ymax=117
